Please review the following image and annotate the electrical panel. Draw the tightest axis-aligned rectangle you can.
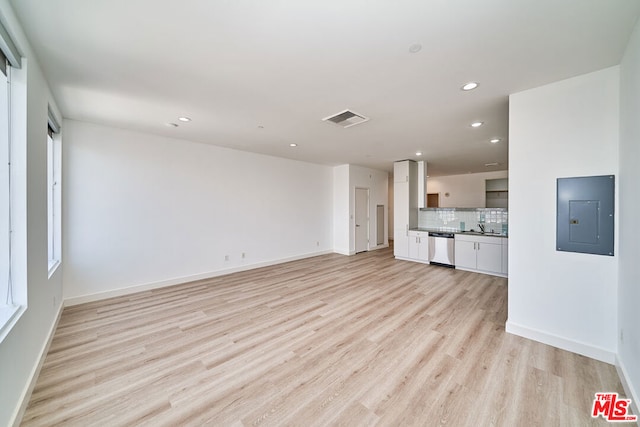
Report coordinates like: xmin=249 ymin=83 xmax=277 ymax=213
xmin=557 ymin=175 xmax=614 ymax=256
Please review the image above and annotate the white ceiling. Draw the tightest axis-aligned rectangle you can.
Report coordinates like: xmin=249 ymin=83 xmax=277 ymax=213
xmin=9 ymin=0 xmax=640 ymax=175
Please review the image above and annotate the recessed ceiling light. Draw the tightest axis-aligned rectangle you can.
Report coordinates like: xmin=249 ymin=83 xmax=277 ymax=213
xmin=258 ymin=125 xmax=264 ymax=129
xmin=178 ymin=117 xmax=191 ymax=122
xmin=416 ymin=151 xmax=423 ymax=156
xmin=289 ymin=143 xmax=298 ymax=147
xmin=165 ymin=122 xmax=178 ymax=128
xmin=485 ymin=162 xmax=499 ymax=167
xmin=409 ymin=43 xmax=422 ymax=53
xmin=471 ymin=121 xmax=484 ymax=128
xmin=461 ymin=82 xmax=478 ymax=91
xmin=490 ymin=138 xmax=500 ymax=144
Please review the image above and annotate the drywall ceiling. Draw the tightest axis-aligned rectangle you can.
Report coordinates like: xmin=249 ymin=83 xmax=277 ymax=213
xmin=9 ymin=0 xmax=640 ymax=175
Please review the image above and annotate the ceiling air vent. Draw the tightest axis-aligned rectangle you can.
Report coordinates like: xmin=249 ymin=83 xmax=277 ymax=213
xmin=322 ymin=109 xmax=369 ymax=128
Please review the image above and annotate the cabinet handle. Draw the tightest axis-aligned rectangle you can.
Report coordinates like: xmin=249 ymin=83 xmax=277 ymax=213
xmin=478 ymin=243 xmax=480 ymax=250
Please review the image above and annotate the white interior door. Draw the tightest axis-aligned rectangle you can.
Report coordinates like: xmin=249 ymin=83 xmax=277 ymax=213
xmin=355 ymin=188 xmax=369 ymax=253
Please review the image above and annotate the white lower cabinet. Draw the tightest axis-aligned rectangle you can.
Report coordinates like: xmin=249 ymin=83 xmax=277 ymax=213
xmin=476 ymin=241 xmax=502 ymax=273
xmin=408 ymin=231 xmax=429 ymax=263
xmin=454 ymin=239 xmax=477 ymax=270
xmin=394 ymin=228 xmax=409 ymax=258
xmin=455 ymin=234 xmax=507 ymax=277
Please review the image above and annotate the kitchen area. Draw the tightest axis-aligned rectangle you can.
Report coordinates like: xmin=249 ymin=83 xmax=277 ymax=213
xmin=393 ymin=159 xmax=508 ymax=278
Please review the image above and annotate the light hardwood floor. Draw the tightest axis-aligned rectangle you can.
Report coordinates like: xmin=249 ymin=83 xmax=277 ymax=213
xmin=22 ymin=247 xmax=626 ymax=426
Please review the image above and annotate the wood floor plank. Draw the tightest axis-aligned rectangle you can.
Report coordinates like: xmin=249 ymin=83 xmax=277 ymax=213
xmin=21 ymin=247 xmax=626 ymax=426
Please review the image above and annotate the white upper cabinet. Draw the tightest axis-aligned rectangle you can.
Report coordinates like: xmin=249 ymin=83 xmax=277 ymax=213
xmin=394 ymin=161 xmax=410 ymax=183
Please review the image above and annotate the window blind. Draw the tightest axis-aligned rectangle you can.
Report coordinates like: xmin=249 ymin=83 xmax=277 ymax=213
xmin=48 ymin=107 xmax=61 ymax=134
xmin=0 ymin=20 xmax=21 ymax=70
xmin=0 ymin=49 xmax=6 ymax=76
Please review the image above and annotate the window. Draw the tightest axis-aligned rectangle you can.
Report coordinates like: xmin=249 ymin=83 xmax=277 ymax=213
xmin=1 ymin=18 xmax=25 ymax=342
xmin=47 ymin=111 xmax=61 ymax=274
xmin=0 ymin=48 xmax=16 ymax=333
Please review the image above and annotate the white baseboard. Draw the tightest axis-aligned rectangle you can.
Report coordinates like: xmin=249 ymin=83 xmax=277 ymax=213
xmin=394 ymin=256 xmax=429 ymax=265
xmin=369 ymin=243 xmax=390 ymax=251
xmin=11 ymin=301 xmax=64 ymax=427
xmin=64 ymin=250 xmax=333 ymax=306
xmin=334 ymin=244 xmax=389 ymax=256
xmin=616 ymin=355 xmax=640 ymax=423
xmin=333 ymin=248 xmax=351 ymax=256
xmin=455 ymin=265 xmax=507 ymax=278
xmin=505 ymin=320 xmax=616 ymax=364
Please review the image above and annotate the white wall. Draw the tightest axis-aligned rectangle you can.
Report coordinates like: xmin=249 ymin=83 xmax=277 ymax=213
xmin=388 ymin=178 xmax=394 ymax=240
xmin=62 ymin=120 xmax=334 ymax=302
xmin=0 ymin=2 xmax=64 ymax=425
xmin=618 ymin=18 xmax=640 ymax=409
xmin=507 ymin=67 xmax=620 ymax=363
xmin=332 ymin=165 xmax=350 ymax=254
xmin=332 ymin=164 xmax=389 ymax=255
xmin=426 ymin=170 xmax=508 ymax=208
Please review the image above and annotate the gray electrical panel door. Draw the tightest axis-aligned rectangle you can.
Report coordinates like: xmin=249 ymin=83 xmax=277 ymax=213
xmin=557 ymin=175 xmax=614 ymax=256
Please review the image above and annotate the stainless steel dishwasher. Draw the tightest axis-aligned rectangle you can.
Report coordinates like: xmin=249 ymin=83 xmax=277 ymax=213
xmin=428 ymin=232 xmax=455 ymax=267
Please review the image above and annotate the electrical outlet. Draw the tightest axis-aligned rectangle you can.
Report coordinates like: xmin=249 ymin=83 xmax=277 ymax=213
xmin=316 ymin=241 xmax=320 ymax=246
xmin=224 ymin=255 xmax=229 ymax=261
xmin=242 ymin=252 xmax=245 ymax=259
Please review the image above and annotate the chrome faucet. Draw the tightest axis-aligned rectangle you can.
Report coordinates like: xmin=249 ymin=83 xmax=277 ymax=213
xmin=478 ymin=223 xmax=485 ymax=233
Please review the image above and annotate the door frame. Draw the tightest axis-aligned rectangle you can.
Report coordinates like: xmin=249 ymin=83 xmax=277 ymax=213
xmin=354 ymin=187 xmax=370 ymax=253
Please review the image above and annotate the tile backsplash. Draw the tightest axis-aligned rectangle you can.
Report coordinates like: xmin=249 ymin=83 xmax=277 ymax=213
xmin=418 ymin=208 xmax=508 ymax=234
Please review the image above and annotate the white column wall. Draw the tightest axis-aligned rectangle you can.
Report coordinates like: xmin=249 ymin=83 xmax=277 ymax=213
xmin=388 ymin=178 xmax=394 ymax=240
xmin=618 ymin=18 xmax=640 ymax=410
xmin=332 ymin=165 xmax=350 ymax=255
xmin=507 ymin=67 xmax=620 ymax=363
